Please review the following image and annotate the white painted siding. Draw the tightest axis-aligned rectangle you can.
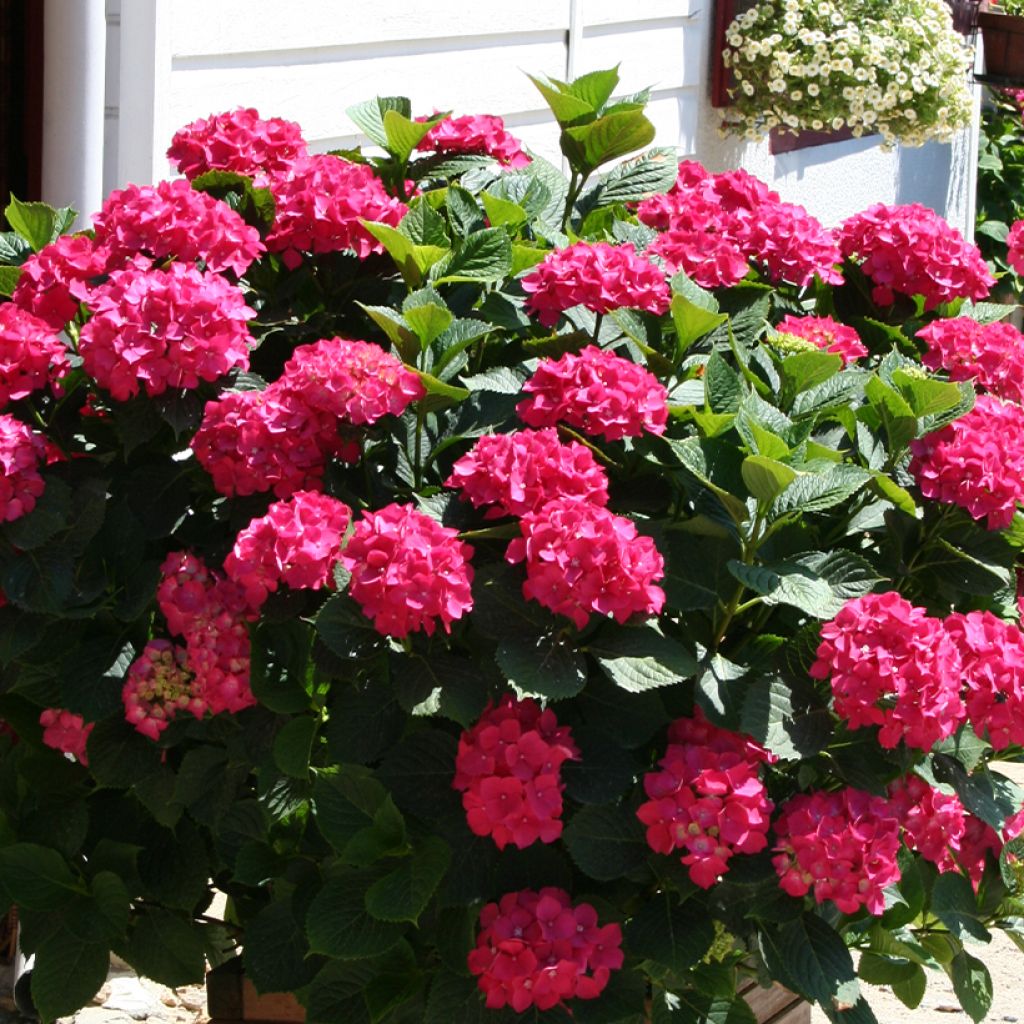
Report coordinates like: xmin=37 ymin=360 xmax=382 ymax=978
xmin=98 ymin=0 xmax=975 ymax=234
xmin=107 ymin=1 xmax=698 ymax=186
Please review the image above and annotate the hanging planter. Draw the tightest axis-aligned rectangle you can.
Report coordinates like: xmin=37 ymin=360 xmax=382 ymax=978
xmin=719 ymin=0 xmax=974 ymax=148
xmin=978 ymin=1 xmax=1024 ymax=81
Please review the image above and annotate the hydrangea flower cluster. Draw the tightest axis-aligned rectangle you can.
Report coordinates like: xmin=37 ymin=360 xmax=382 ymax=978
xmin=0 ymin=304 xmax=69 ymax=408
xmin=0 ymin=413 xmax=47 ymax=522
xmin=468 ymin=888 xmax=623 ymax=1012
xmin=224 ymin=491 xmax=352 ymax=608
xmin=918 ymin=317 xmax=1024 ymax=404
xmin=446 ymin=428 xmax=609 ymax=518
xmin=946 ymin=611 xmax=1024 ymax=751
xmin=340 ymin=503 xmax=474 ymax=637
xmin=810 ymin=591 xmax=965 ymax=750
xmin=265 ymin=155 xmax=408 ymax=268
xmin=11 ymin=234 xmax=109 ymax=329
xmin=506 ymin=497 xmax=665 ymax=629
xmin=417 ymin=113 xmax=530 ymax=167
xmin=521 ymin=242 xmax=670 ymax=328
xmin=39 ymin=708 xmax=94 ymax=765
xmin=775 ymin=314 xmax=867 ymax=364
xmin=193 ymin=337 xmax=419 ymax=498
xmin=192 ymin=388 xmax=356 ymax=500
xmin=888 ymin=774 xmax=967 ymax=876
xmin=637 ymin=163 xmax=842 ymax=290
xmin=772 ymin=787 xmax=903 ymax=915
xmin=156 ymin=552 xmax=257 ymax=717
xmin=517 ymin=346 xmax=668 ymax=442
xmin=452 ymin=695 xmax=579 ymax=849
xmin=92 ymin=179 xmax=265 ymax=277
xmin=167 ymin=107 xmax=308 ymax=180
xmin=910 ymin=394 xmax=1024 ymax=529
xmin=277 ymin=336 xmax=424 ymax=425
xmin=1009 ymin=219 xmax=1024 ymax=277
xmin=839 ymin=203 xmax=994 ymax=309
xmin=637 ymin=711 xmax=775 ymax=888
xmin=78 ymin=263 xmax=255 ymax=401
xmin=122 ymin=640 xmax=205 ymax=741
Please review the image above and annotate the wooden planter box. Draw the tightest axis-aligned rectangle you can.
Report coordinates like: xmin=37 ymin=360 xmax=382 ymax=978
xmin=978 ymin=3 xmax=1024 ymax=80
xmin=206 ymin=960 xmax=808 ymax=1024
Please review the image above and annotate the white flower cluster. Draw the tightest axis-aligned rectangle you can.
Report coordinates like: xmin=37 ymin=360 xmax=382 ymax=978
xmin=721 ymin=0 xmax=972 ymax=148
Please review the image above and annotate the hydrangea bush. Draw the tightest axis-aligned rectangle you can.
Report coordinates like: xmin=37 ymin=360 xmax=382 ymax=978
xmin=721 ymin=0 xmax=972 ymax=147
xmin=0 ymin=67 xmax=1023 ymax=1024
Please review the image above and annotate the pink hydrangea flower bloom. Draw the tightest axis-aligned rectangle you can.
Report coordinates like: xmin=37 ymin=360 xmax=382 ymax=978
xmin=0 ymin=413 xmax=47 ymax=523
xmin=39 ymin=708 xmax=94 ymax=765
xmin=156 ymin=552 xmax=257 ymax=716
xmin=123 ymin=640 xmax=206 ymax=741
xmin=517 ymin=346 xmax=668 ymax=442
xmin=92 ymin=179 xmax=265 ymax=277
xmin=265 ymin=155 xmax=408 ymax=269
xmin=12 ymin=234 xmax=110 ymax=329
xmin=453 ymin=695 xmax=580 ymax=850
xmin=224 ymin=490 xmax=353 ymax=608
xmin=0 ymin=304 xmax=70 ymax=408
xmin=446 ymin=428 xmax=609 ymax=518
xmin=167 ymin=107 xmax=308 ymax=180
xmin=78 ymin=263 xmax=255 ymax=401
xmin=910 ymin=394 xmax=1024 ymax=530
xmin=521 ymin=242 xmax=670 ymax=328
xmin=276 ymin=336 xmax=424 ymax=425
xmin=506 ymin=497 xmax=665 ymax=629
xmin=417 ymin=113 xmax=530 ymax=167
xmin=775 ymin=314 xmax=867 ymax=365
xmin=918 ymin=317 xmax=1024 ymax=404
xmin=811 ymin=591 xmax=965 ymax=750
xmin=1008 ymin=219 xmax=1024 ymax=277
xmin=946 ymin=610 xmax=1024 ymax=751
xmin=639 ymin=162 xmax=841 ymax=289
xmin=888 ymin=774 xmax=967 ymax=875
xmin=637 ymin=710 xmax=775 ymax=888
xmin=468 ymin=888 xmax=623 ymax=1012
xmin=772 ymin=787 xmax=902 ymax=915
xmin=191 ymin=388 xmax=354 ymax=500
xmin=340 ymin=503 xmax=475 ymax=638
xmin=838 ymin=203 xmax=994 ymax=309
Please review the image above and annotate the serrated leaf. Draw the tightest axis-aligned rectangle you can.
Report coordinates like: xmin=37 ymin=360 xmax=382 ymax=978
xmin=741 ymin=676 xmax=832 ymax=761
xmin=382 ymin=108 xmax=437 ymax=161
xmin=771 ymin=465 xmax=871 ymax=516
xmin=742 ymin=455 xmax=797 ymax=502
xmin=671 ymin=293 xmax=729 ymax=356
xmin=306 ymin=872 xmax=406 ymax=958
xmin=931 ymin=757 xmax=1024 ymax=832
xmin=563 ymin=804 xmax=647 ymax=881
xmin=562 ymin=110 xmax=656 ymax=174
xmin=588 ymin=622 xmax=697 ymax=693
xmin=272 ymin=716 xmax=317 ymax=779
xmin=399 ymin=199 xmax=450 ymax=246
xmin=594 ymin=149 xmax=678 ymax=206
xmin=931 ymin=872 xmax=991 ymax=944
xmin=0 ymin=263 xmax=22 ymax=295
xmin=313 ymin=768 xmax=407 ymax=864
xmin=760 ymin=915 xmax=861 ymax=1014
xmin=528 ymin=74 xmax=595 ymax=125
xmin=361 ymin=220 xmax=448 ymax=285
xmin=495 ymin=634 xmax=587 ymax=700
xmin=365 ymin=836 xmax=451 ymax=923
xmin=480 ymin=191 xmax=528 ymax=230
xmin=624 ymin=894 xmax=715 ymax=972
xmin=347 ymin=96 xmax=412 ymax=148
xmin=434 ymin=227 xmax=512 ymax=284
xmin=404 ymin=302 xmax=453 ymax=348
xmin=948 ymin=950 xmax=992 ymax=1023
xmin=5 ymin=195 xmax=65 ymax=251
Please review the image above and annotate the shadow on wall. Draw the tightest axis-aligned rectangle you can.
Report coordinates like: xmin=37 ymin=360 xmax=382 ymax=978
xmin=896 ymin=141 xmax=955 ymax=213
xmin=769 ymin=133 xmax=877 ymax=183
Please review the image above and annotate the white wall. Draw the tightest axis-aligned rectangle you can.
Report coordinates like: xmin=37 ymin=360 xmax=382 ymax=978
xmin=98 ymin=0 xmax=977 ymax=234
